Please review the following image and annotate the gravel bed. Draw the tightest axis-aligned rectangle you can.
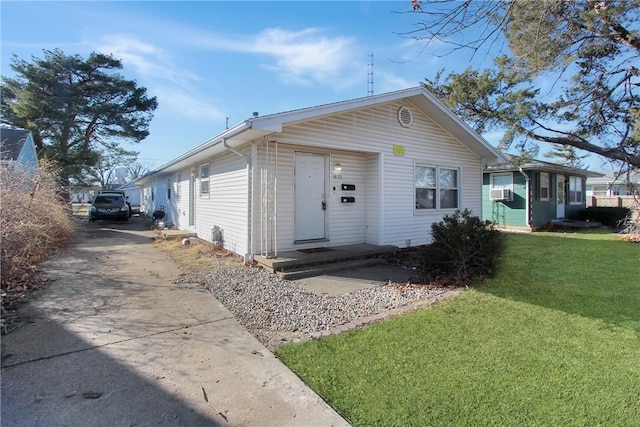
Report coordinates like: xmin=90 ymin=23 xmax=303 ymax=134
xmin=176 ymin=265 xmax=452 ymax=348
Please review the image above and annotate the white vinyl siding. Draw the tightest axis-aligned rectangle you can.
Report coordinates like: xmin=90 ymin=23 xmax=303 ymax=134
xmin=194 ymin=150 xmax=249 ymax=256
xmin=365 ymin=153 xmax=380 ymax=245
xmin=264 ymin=100 xmax=482 ymax=249
xmin=147 ymin=98 xmax=487 ymax=257
xmin=255 ymin=143 xmax=368 ymax=252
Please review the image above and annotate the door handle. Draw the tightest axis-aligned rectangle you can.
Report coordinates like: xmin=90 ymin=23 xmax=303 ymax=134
xmin=322 ymin=201 xmax=326 ymax=210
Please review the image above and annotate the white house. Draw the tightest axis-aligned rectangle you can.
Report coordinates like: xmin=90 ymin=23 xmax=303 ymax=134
xmin=586 ymin=172 xmax=640 ymax=197
xmin=136 ymin=87 xmax=506 ymax=261
xmin=116 ymin=181 xmax=141 ymax=206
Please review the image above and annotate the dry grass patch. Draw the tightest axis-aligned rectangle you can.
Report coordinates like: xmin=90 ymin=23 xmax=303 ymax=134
xmin=153 ymin=238 xmax=244 ymax=273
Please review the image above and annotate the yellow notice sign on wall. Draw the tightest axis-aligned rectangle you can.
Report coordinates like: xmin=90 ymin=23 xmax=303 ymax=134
xmin=393 ymin=144 xmax=405 ymax=156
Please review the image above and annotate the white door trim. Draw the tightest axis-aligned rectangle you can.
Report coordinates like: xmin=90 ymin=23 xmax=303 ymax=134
xmin=556 ymin=175 xmax=565 ymax=218
xmin=294 ymin=152 xmax=328 ymax=242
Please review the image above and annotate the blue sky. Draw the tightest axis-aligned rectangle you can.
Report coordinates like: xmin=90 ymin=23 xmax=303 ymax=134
xmin=1 ymin=1 xmax=600 ymax=171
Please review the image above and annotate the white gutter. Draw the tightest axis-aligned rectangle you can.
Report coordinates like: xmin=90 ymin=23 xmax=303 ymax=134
xmin=223 ymin=138 xmax=253 ymax=262
xmin=135 ymin=121 xmax=252 ymax=184
xmin=518 ymin=167 xmax=532 ymax=228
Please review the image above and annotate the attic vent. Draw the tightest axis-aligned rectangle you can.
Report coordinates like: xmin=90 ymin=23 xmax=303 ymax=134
xmin=397 ymin=106 xmax=413 ymax=128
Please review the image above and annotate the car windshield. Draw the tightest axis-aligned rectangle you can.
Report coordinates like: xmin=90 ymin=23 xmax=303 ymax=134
xmin=94 ymin=195 xmax=123 ymax=204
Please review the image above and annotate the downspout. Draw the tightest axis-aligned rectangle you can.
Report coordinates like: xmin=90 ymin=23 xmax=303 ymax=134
xmin=223 ymin=138 xmax=253 ymax=262
xmin=518 ymin=167 xmax=532 ymax=228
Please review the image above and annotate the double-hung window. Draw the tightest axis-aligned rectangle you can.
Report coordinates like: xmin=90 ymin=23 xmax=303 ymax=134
xmin=439 ymin=168 xmax=459 ymax=209
xmin=415 ymin=166 xmax=437 ymax=209
xmin=569 ymin=176 xmax=583 ymax=204
xmin=539 ymin=172 xmax=550 ymax=201
xmin=200 ymin=164 xmax=210 ymax=196
xmin=415 ymin=164 xmax=459 ymax=210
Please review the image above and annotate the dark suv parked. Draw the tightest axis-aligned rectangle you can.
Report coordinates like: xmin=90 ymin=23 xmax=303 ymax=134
xmin=88 ymin=194 xmax=130 ymax=222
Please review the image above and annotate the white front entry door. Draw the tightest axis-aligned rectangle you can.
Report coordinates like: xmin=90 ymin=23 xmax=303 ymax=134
xmin=294 ymin=152 xmax=327 ymax=241
xmin=556 ymin=175 xmax=565 ymax=218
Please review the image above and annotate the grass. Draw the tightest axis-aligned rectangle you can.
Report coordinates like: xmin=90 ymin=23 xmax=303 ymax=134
xmin=154 ymin=238 xmax=243 ymax=273
xmin=277 ymin=232 xmax=640 ymax=426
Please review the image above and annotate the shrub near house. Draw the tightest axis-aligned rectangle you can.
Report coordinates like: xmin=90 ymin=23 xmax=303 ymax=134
xmin=421 ymin=209 xmax=504 ymax=285
xmin=0 ymin=162 xmax=74 ymax=312
xmin=577 ymin=206 xmax=631 ymax=227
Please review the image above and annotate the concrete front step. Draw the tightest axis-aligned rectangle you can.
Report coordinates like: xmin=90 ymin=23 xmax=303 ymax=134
xmin=276 ymin=257 xmax=387 ymax=280
xmin=255 ymin=244 xmax=397 ymax=272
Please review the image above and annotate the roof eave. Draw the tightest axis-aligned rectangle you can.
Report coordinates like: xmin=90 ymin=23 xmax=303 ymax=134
xmin=484 ymin=162 xmax=604 ymax=177
xmin=136 ymin=121 xmax=271 ymax=183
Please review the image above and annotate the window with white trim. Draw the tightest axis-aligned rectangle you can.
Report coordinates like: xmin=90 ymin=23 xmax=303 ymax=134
xmin=569 ymin=176 xmax=583 ymax=204
xmin=199 ymin=164 xmax=210 ymax=196
xmin=415 ymin=164 xmax=459 ymax=210
xmin=491 ymin=173 xmax=513 ymax=190
xmin=176 ymin=173 xmax=181 ymax=199
xmin=440 ymin=168 xmax=459 ymax=209
xmin=539 ymin=172 xmax=550 ymax=201
xmin=167 ymin=177 xmax=172 ymax=200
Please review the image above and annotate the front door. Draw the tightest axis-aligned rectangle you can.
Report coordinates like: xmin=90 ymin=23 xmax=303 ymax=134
xmin=294 ymin=152 xmax=327 ymax=241
xmin=556 ymin=175 xmax=565 ymax=218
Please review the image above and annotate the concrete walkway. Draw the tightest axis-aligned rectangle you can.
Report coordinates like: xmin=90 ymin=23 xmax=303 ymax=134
xmin=1 ymin=218 xmax=349 ymax=427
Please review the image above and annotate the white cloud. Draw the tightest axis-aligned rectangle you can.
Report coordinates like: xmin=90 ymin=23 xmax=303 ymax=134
xmin=198 ymin=27 xmax=358 ymax=86
xmin=91 ymin=34 xmax=224 ymax=121
xmin=375 ymin=70 xmax=420 ymax=94
xmin=154 ymin=87 xmax=224 ymax=121
xmin=94 ymin=34 xmax=200 ymax=87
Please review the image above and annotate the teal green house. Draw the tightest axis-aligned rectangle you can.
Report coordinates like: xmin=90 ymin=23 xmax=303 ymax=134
xmin=483 ymin=159 xmax=603 ymax=231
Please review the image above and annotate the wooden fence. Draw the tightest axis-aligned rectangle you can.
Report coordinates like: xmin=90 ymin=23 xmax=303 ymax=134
xmin=587 ymin=195 xmax=638 ymax=208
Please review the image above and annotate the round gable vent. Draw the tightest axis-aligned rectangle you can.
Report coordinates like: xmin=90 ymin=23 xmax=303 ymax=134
xmin=397 ymin=106 xmax=413 ymax=128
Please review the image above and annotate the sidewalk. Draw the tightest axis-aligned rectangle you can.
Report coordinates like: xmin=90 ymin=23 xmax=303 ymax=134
xmin=1 ymin=218 xmax=349 ymax=426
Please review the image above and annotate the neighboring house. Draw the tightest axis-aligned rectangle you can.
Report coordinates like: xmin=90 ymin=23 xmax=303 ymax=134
xmin=70 ymin=185 xmax=101 ymax=203
xmin=0 ymin=126 xmax=39 ymax=169
xmin=137 ymin=87 xmax=507 ymax=261
xmin=483 ymin=158 xmax=603 ymax=231
xmin=586 ymin=172 xmax=640 ymax=197
xmin=116 ymin=181 xmax=142 ymax=206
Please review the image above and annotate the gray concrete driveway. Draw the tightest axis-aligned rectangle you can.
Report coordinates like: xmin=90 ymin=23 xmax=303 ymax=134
xmin=1 ymin=217 xmax=348 ymax=427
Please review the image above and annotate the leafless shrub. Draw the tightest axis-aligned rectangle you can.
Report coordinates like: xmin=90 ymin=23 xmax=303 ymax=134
xmin=621 ymin=201 xmax=640 ymax=243
xmin=1 ymin=161 xmax=74 ymax=310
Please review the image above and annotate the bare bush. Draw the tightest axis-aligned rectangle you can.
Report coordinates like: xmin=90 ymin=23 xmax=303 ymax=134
xmin=1 ymin=161 xmax=74 ymax=311
xmin=621 ymin=203 xmax=640 ymax=243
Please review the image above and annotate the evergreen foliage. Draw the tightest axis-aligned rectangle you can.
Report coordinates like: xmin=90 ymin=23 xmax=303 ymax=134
xmin=421 ymin=209 xmax=504 ymax=285
xmin=412 ymin=1 xmax=640 ymax=169
xmin=1 ymin=49 xmax=158 ymax=192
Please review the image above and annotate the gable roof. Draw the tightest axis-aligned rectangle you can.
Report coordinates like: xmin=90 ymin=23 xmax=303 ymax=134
xmin=0 ymin=128 xmax=31 ymax=162
xmin=138 ymin=87 xmax=507 ymax=181
xmin=116 ymin=181 xmax=140 ymax=191
xmin=586 ymin=171 xmax=640 ymax=185
xmin=484 ymin=157 xmax=603 ymax=178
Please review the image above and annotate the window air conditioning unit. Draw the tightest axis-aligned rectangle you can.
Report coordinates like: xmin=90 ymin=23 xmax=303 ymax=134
xmin=490 ymin=188 xmax=513 ymax=201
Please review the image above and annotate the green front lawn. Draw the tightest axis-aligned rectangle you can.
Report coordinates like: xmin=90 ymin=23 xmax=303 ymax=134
xmin=277 ymin=232 xmax=640 ymax=426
